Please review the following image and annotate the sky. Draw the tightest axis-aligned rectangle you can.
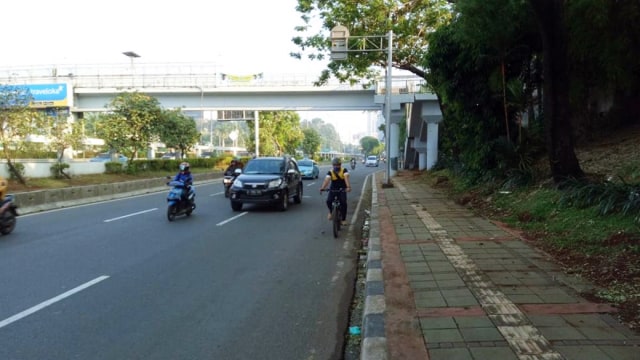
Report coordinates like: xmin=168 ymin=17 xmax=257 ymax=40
xmin=301 ymin=111 xmax=382 ymax=144
xmin=1 ymin=0 xmax=375 ymax=143
xmin=1 ymin=0 xmax=328 ymax=74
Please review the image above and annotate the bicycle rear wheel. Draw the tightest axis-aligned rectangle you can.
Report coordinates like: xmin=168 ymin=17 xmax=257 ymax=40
xmin=332 ymin=206 xmax=340 ymax=238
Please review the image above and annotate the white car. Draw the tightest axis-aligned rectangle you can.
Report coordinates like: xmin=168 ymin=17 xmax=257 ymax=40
xmin=365 ymin=156 xmax=379 ymax=167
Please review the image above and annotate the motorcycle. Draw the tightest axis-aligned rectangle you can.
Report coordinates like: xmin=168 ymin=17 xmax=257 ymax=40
xmin=223 ymin=175 xmax=236 ymax=198
xmin=166 ymin=180 xmax=196 ymax=221
xmin=0 ymin=194 xmax=18 ymax=235
xmin=350 ymin=161 xmax=356 ymax=170
xmin=223 ymin=169 xmax=241 ymax=198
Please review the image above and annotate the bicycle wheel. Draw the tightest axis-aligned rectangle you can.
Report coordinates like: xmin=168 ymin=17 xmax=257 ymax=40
xmin=332 ymin=205 xmax=340 ymax=238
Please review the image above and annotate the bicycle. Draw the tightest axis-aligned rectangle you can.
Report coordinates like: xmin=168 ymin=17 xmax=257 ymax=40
xmin=322 ymin=189 xmax=346 ymax=238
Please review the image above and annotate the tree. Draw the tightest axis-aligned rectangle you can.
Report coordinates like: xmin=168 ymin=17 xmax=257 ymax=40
xmin=528 ymin=0 xmax=584 ymax=182
xmin=453 ymin=0 xmax=538 ymax=143
xmin=426 ymin=0 xmax=587 ymax=183
xmin=0 ymin=85 xmax=41 ymax=184
xmin=360 ymin=136 xmax=380 ymax=156
xmin=158 ymin=109 xmax=200 ymax=158
xmin=98 ymin=92 xmax=163 ymax=161
xmin=292 ymin=0 xmax=453 ymax=84
xmin=425 ymin=1 xmax=543 ymax=180
xmin=301 ymin=127 xmax=322 ymax=158
xmin=301 ymin=117 xmax=342 ymax=153
xmin=246 ymin=111 xmax=304 ymax=156
xmin=44 ymin=109 xmax=83 ymax=160
xmin=44 ymin=109 xmax=83 ymax=179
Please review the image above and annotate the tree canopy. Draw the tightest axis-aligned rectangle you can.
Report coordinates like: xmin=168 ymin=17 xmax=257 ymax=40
xmin=0 ymin=85 xmax=41 ymax=183
xmin=246 ymin=111 xmax=304 ymax=156
xmin=98 ymin=92 xmax=163 ymax=161
xmin=301 ymin=127 xmax=322 ymax=158
xmin=359 ymin=136 xmax=381 ymax=156
xmin=292 ymin=0 xmax=452 ymax=84
xmin=157 ymin=109 xmax=200 ymax=157
xmin=300 ymin=117 xmax=342 ymax=153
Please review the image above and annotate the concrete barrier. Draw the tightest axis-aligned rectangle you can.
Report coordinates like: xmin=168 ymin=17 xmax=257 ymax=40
xmin=14 ymin=172 xmax=220 ymax=214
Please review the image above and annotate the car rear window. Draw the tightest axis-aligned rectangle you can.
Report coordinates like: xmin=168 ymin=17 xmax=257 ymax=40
xmin=298 ymin=160 xmax=313 ymax=166
xmin=244 ymin=159 xmax=284 ymax=174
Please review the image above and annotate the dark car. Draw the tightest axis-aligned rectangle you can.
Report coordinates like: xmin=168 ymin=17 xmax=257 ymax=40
xmin=297 ymin=158 xmax=319 ymax=179
xmin=229 ymin=156 xmax=303 ymax=211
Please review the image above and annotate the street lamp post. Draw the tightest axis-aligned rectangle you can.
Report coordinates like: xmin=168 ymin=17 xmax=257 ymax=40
xmin=384 ymin=30 xmax=393 ymax=186
xmin=122 ymin=51 xmax=140 ymax=87
xmin=330 ymin=25 xmax=393 ymax=186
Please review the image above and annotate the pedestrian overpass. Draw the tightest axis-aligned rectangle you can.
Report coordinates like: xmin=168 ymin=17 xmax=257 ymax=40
xmin=0 ymin=62 xmax=442 ymax=172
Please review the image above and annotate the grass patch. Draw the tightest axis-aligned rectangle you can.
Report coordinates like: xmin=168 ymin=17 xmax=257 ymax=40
xmin=426 ymin=168 xmax=640 ymax=256
xmin=8 ymin=168 xmax=220 ymax=193
xmin=423 ymin=169 xmax=640 ymax=332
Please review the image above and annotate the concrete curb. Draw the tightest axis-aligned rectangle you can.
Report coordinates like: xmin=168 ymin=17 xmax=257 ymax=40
xmin=14 ymin=173 xmax=220 ymax=215
xmin=361 ymin=173 xmax=388 ymax=360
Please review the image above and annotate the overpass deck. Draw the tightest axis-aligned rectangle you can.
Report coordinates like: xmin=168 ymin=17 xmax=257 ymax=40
xmin=0 ymin=62 xmax=430 ymax=112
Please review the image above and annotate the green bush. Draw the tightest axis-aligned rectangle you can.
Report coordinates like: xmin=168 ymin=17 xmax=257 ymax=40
xmin=7 ymin=163 xmax=25 ymax=180
xmin=559 ymin=178 xmax=640 ymax=217
xmin=104 ymin=162 xmax=124 ymax=174
xmin=50 ymin=162 xmax=70 ymax=179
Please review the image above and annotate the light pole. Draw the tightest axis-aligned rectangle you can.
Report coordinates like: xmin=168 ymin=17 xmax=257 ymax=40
xmin=330 ymin=25 xmax=393 ymax=186
xmin=122 ymin=51 xmax=140 ymax=87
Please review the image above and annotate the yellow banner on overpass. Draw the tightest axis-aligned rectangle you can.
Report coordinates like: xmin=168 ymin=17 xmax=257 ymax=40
xmin=221 ymin=73 xmax=263 ymax=82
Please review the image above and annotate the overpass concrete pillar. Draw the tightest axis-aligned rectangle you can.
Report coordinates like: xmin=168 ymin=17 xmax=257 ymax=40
xmin=418 ymin=151 xmax=427 ymax=170
xmin=426 ymin=122 xmax=439 ymax=170
xmin=254 ymin=110 xmax=260 ymax=157
xmin=420 ymin=101 xmax=443 ymax=170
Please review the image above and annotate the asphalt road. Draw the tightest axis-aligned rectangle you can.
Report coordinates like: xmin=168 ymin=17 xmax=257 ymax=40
xmin=0 ymin=163 xmax=378 ymax=360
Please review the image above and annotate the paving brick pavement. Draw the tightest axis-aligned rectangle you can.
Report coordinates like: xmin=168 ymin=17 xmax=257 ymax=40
xmin=362 ymin=170 xmax=640 ymax=360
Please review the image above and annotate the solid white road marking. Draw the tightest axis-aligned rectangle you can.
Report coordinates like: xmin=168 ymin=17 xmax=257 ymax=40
xmin=216 ymin=212 xmax=248 ymax=226
xmin=104 ymin=208 xmax=157 ymax=222
xmin=0 ymin=275 xmax=110 ymax=329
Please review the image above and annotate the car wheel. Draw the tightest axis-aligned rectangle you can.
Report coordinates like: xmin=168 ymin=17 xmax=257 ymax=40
xmin=278 ymin=191 xmax=289 ymax=211
xmin=231 ymin=201 xmax=243 ymax=211
xmin=294 ymin=183 xmax=302 ymax=204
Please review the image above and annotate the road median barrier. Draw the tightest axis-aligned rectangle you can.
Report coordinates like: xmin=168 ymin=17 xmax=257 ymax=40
xmin=13 ymin=172 xmax=219 ymax=214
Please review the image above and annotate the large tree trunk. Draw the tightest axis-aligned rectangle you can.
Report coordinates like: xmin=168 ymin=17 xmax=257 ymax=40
xmin=529 ymin=0 xmax=584 ymax=182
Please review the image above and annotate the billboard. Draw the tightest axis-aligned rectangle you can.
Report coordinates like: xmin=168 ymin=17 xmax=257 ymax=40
xmin=20 ymin=83 xmax=69 ymax=108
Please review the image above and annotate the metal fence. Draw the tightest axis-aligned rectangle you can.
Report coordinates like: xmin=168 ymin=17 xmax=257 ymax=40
xmin=0 ymin=62 xmax=429 ymax=94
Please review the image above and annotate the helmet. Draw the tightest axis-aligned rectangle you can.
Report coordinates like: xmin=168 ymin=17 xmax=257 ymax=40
xmin=0 ymin=177 xmax=6 ymax=199
xmin=331 ymin=157 xmax=341 ymax=166
xmin=230 ymin=159 xmax=237 ymax=166
xmin=179 ymin=162 xmax=190 ymax=171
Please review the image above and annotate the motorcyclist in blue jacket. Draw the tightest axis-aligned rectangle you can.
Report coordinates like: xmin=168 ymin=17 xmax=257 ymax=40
xmin=173 ymin=162 xmax=193 ymax=202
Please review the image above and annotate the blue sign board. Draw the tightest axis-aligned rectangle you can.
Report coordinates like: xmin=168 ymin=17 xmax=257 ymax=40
xmin=25 ymin=83 xmax=68 ymax=107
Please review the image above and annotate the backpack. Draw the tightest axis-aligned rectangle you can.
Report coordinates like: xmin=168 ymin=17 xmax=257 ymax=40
xmin=330 ymin=168 xmax=346 ymax=181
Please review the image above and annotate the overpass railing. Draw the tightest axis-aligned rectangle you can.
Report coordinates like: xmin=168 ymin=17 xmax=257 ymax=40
xmin=0 ymin=62 xmax=429 ymax=94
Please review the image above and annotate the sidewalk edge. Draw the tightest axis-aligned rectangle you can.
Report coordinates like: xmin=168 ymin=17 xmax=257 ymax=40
xmin=361 ymin=173 xmax=388 ymax=360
